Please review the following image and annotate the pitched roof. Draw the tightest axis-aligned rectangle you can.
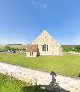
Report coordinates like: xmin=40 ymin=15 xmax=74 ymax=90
xmin=32 ymin=30 xmax=61 ymax=46
xmin=26 ymin=45 xmax=38 ymax=52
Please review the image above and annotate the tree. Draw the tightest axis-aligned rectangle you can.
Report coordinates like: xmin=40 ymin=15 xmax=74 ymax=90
xmin=11 ymin=48 xmax=15 ymax=51
xmin=75 ymin=45 xmax=80 ymax=52
xmin=5 ymin=46 xmax=11 ymax=51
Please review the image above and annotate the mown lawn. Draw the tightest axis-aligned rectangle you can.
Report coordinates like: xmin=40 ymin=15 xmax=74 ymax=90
xmin=0 ymin=53 xmax=80 ymax=77
xmin=0 ymin=73 xmax=47 ymax=92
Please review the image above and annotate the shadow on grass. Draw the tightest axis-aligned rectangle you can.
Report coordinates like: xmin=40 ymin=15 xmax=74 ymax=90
xmin=22 ymin=71 xmax=70 ymax=92
xmin=22 ymin=85 xmax=70 ymax=92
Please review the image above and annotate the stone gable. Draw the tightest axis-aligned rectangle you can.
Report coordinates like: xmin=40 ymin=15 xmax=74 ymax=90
xmin=32 ymin=30 xmax=62 ymax=56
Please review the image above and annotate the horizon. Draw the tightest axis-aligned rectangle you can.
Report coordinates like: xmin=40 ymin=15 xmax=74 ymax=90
xmin=0 ymin=0 xmax=80 ymax=45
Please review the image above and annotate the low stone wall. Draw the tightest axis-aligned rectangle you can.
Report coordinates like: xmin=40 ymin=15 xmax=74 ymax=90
xmin=0 ymin=62 xmax=52 ymax=85
xmin=0 ymin=62 xmax=80 ymax=92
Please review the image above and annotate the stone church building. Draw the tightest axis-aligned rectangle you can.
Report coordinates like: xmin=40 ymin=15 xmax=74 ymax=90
xmin=26 ymin=30 xmax=62 ymax=57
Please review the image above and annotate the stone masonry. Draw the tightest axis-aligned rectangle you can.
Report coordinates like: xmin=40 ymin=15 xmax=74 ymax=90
xmin=32 ymin=30 xmax=63 ymax=56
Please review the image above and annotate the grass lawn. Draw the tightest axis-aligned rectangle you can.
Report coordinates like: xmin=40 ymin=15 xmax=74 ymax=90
xmin=0 ymin=53 xmax=80 ymax=77
xmin=0 ymin=73 xmax=47 ymax=92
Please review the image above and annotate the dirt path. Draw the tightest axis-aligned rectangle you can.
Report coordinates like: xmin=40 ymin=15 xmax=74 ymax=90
xmin=0 ymin=62 xmax=80 ymax=92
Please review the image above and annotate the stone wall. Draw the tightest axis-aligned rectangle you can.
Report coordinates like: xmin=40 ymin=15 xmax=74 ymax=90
xmin=32 ymin=31 xmax=62 ymax=56
xmin=0 ymin=62 xmax=80 ymax=92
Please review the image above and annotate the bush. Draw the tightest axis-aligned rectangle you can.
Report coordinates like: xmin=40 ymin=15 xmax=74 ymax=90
xmin=5 ymin=46 xmax=11 ymax=51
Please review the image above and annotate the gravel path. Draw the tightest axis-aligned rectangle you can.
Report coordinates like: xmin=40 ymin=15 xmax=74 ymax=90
xmin=0 ymin=62 xmax=80 ymax=92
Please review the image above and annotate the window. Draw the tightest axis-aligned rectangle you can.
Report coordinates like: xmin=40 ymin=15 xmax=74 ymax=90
xmin=30 ymin=52 xmax=33 ymax=56
xmin=44 ymin=44 xmax=46 ymax=51
xmin=30 ymin=52 xmax=31 ymax=56
xmin=32 ymin=52 xmax=33 ymax=55
xmin=42 ymin=44 xmax=48 ymax=51
xmin=47 ymin=45 xmax=48 ymax=51
xmin=42 ymin=45 xmax=44 ymax=51
xmin=44 ymin=35 xmax=46 ymax=39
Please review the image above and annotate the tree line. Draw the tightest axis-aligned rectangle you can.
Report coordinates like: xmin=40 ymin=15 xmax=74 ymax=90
xmin=62 ymin=45 xmax=80 ymax=52
xmin=0 ymin=46 xmax=26 ymax=52
xmin=0 ymin=45 xmax=80 ymax=52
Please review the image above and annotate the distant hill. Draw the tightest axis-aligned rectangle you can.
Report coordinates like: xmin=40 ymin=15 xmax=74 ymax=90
xmin=0 ymin=44 xmax=27 ymax=50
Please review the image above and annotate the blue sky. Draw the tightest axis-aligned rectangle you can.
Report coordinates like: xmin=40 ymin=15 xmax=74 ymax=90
xmin=0 ymin=0 xmax=80 ymax=45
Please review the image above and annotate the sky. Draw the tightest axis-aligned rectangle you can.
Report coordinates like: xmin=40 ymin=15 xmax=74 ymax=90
xmin=0 ymin=0 xmax=80 ymax=45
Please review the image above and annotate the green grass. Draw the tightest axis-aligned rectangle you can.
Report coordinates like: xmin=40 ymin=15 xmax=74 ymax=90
xmin=0 ymin=73 xmax=26 ymax=92
xmin=0 ymin=45 xmax=27 ymax=50
xmin=0 ymin=73 xmax=47 ymax=92
xmin=0 ymin=53 xmax=80 ymax=77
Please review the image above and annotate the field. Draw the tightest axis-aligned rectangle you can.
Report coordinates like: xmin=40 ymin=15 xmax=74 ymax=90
xmin=0 ymin=73 xmax=47 ymax=92
xmin=0 ymin=53 xmax=80 ymax=77
xmin=0 ymin=45 xmax=26 ymax=48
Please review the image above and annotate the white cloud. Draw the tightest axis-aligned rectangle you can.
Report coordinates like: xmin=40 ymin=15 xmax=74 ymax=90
xmin=27 ymin=0 xmax=47 ymax=9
